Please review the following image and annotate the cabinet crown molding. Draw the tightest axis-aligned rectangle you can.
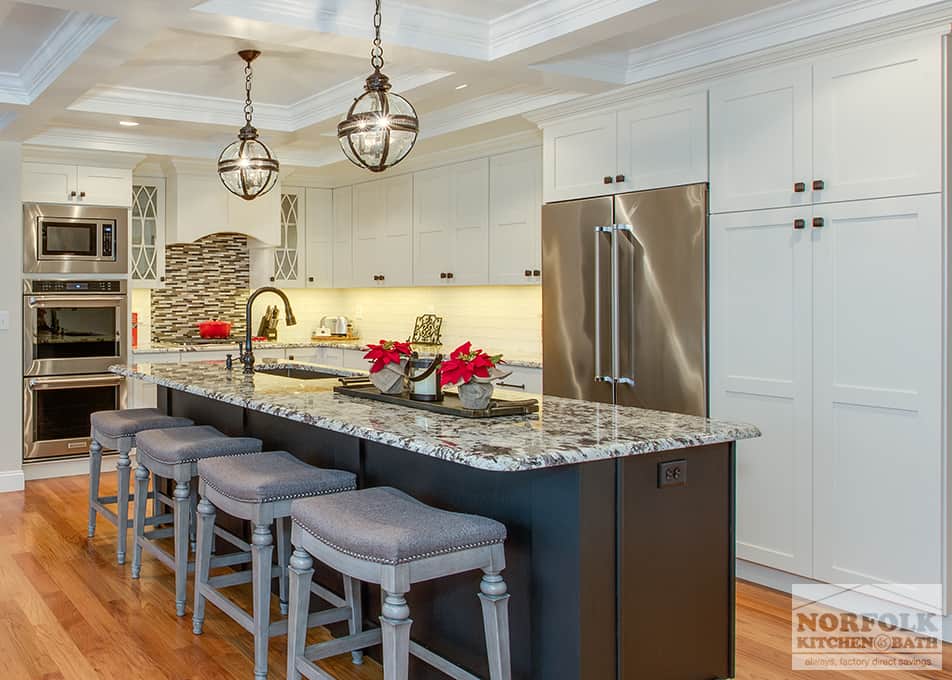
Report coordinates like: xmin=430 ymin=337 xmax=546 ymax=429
xmin=22 ymin=146 xmax=145 ymax=169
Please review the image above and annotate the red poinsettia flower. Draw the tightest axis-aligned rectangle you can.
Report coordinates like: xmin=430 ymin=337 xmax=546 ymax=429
xmin=440 ymin=342 xmax=503 ymax=387
xmin=363 ymin=339 xmax=413 ymax=374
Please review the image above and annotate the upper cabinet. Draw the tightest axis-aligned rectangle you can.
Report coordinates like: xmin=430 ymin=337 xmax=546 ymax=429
xmin=332 ymin=186 xmax=355 ymax=288
xmin=710 ymin=35 xmax=941 ymax=213
xmin=271 ymin=188 xmax=305 ymax=287
xmin=130 ymin=177 xmax=166 ymax=288
xmin=354 ymin=174 xmax=413 ymax=287
xmin=490 ymin=147 xmax=541 ymax=285
xmin=541 ymin=92 xmax=708 ymax=203
xmin=413 ymin=158 xmax=489 ymax=286
xmin=305 ymin=187 xmax=333 ymax=288
xmin=23 ymin=163 xmax=132 ymax=207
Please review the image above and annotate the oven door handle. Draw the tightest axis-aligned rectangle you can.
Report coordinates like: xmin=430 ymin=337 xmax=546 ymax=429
xmin=28 ymin=375 xmax=123 ymax=390
xmin=27 ymin=295 xmax=125 ymax=309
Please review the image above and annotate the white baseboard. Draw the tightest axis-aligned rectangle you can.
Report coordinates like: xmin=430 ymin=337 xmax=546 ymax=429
xmin=0 ymin=469 xmax=25 ymax=493
xmin=738 ymin=559 xmax=952 ymax=643
xmin=23 ymin=453 xmax=129 ymax=481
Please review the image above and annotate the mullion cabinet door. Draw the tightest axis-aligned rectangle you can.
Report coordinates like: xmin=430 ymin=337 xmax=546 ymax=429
xmin=131 ymin=177 xmax=166 ymax=288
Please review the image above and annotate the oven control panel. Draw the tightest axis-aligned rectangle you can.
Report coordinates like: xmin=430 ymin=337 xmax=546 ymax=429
xmin=29 ymin=280 xmax=124 ymax=293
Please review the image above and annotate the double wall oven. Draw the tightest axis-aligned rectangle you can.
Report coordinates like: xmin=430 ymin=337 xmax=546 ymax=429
xmin=23 ymin=279 xmax=128 ymax=462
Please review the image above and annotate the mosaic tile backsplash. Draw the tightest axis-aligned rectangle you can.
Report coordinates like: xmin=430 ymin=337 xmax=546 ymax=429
xmin=151 ymin=233 xmax=249 ymax=342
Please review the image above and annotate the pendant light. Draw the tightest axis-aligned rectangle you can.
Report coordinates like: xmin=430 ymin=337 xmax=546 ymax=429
xmin=337 ymin=0 xmax=419 ymax=172
xmin=218 ymin=50 xmax=279 ymax=200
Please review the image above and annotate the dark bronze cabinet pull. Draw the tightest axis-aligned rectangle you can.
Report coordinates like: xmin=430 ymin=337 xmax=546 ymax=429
xmin=440 ymin=272 xmax=446 ymax=279
xmin=812 ymin=180 xmax=825 ymax=191
xmin=446 ymin=272 xmax=454 ymax=279
xmin=793 ymin=219 xmax=805 ymax=229
xmin=812 ymin=217 xmax=825 ymax=228
xmin=532 ymin=269 xmax=540 ymax=276
xmin=794 ymin=182 xmax=806 ymax=193
xmin=79 ymin=191 xmax=86 ymax=198
xmin=603 ymin=176 xmax=613 ymax=184
xmin=497 ymin=381 xmax=526 ymax=390
xmin=269 ymin=276 xmax=275 ymax=282
xmin=524 ymin=269 xmax=532 ymax=277
xmin=308 ymin=276 xmax=314 ymax=282
xmin=69 ymin=191 xmax=77 ymax=198
xmin=615 ymin=174 xmax=625 ymax=183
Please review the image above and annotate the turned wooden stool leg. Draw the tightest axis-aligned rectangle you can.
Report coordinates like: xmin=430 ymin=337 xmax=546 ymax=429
xmin=173 ymin=479 xmax=191 ymax=616
xmin=276 ymin=516 xmax=291 ymax=616
xmin=381 ymin=590 xmax=412 ymax=680
xmin=192 ymin=497 xmax=216 ymax=635
xmin=343 ymin=575 xmax=364 ymax=665
xmin=131 ymin=465 xmax=151 ymax=579
xmin=87 ymin=439 xmax=103 ymax=538
xmin=115 ymin=443 xmax=132 ymax=565
xmin=479 ymin=571 xmax=512 ymax=680
xmin=251 ymin=523 xmax=274 ymax=680
xmin=287 ymin=547 xmax=314 ymax=680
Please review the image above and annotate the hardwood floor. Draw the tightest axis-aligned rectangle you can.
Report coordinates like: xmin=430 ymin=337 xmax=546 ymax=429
xmin=2 ymin=473 xmax=951 ymax=679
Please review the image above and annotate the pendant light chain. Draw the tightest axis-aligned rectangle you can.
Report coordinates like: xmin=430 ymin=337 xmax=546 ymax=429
xmin=371 ymin=0 xmax=384 ymax=71
xmin=243 ymin=60 xmax=255 ymax=127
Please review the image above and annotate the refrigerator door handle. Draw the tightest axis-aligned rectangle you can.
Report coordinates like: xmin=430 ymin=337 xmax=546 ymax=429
xmin=614 ymin=224 xmax=635 ymax=387
xmin=594 ymin=226 xmax=613 ymax=384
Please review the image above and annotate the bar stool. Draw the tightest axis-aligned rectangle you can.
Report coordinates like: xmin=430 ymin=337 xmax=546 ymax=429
xmin=131 ymin=425 xmax=263 ymax=616
xmin=286 ymin=486 xmax=511 ymax=680
xmin=89 ymin=408 xmax=194 ymax=564
xmin=193 ymin=451 xmax=360 ymax=680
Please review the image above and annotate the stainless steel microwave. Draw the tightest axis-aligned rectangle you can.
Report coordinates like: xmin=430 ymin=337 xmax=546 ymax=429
xmin=24 ymin=203 xmax=128 ymax=274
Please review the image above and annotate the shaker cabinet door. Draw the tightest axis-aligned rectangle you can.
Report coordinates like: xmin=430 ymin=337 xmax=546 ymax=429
xmin=542 ymin=112 xmax=617 ymax=203
xmin=413 ymin=166 xmax=454 ymax=286
xmin=77 ymin=166 xmax=133 ymax=207
xmin=23 ymin=162 xmax=78 ymax=203
xmin=709 ymin=206 xmax=814 ymax=576
xmin=490 ymin=147 xmax=541 ymax=285
xmin=709 ymin=64 xmax=812 ymax=213
xmin=447 ymin=158 xmax=489 ymax=286
xmin=332 ymin=186 xmax=355 ymax=288
xmin=304 ymin=188 xmax=333 ymax=288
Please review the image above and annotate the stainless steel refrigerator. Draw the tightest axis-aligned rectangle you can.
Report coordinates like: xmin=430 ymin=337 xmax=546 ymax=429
xmin=542 ymin=183 xmax=708 ymax=416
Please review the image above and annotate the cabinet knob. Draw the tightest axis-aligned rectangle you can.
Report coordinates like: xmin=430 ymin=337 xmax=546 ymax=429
xmin=308 ymin=276 xmax=314 ymax=282
xmin=69 ymin=191 xmax=77 ymax=198
xmin=524 ymin=269 xmax=532 ymax=277
xmin=533 ymin=269 xmax=540 ymax=277
xmin=603 ymin=176 xmax=613 ymax=184
xmin=812 ymin=180 xmax=825 ymax=191
xmin=793 ymin=182 xmax=806 ymax=193
xmin=269 ymin=276 xmax=275 ymax=282
xmin=447 ymin=272 xmax=454 ymax=279
xmin=380 ymin=274 xmax=385 ymax=281
xmin=812 ymin=217 xmax=825 ymax=228
xmin=79 ymin=191 xmax=86 ymax=199
xmin=793 ymin=219 xmax=806 ymax=230
xmin=615 ymin=175 xmax=625 ymax=183
xmin=440 ymin=272 xmax=447 ymax=279
xmin=159 ymin=276 xmax=165 ymax=282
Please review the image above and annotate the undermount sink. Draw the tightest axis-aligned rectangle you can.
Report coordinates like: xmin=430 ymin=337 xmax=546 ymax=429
xmin=255 ymin=367 xmax=340 ymax=380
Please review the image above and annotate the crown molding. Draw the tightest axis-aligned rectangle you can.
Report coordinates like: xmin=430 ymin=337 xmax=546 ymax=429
xmin=490 ymin=0 xmax=658 ymax=60
xmin=22 ymin=144 xmax=145 ymax=168
xmin=525 ymin=1 xmax=952 ymax=125
xmin=192 ymin=0 xmax=489 ymax=60
xmin=161 ymin=157 xmax=218 ymax=174
xmin=25 ymin=127 xmax=222 ymax=160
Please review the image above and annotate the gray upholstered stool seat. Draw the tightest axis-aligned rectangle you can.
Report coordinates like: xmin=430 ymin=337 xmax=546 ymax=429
xmin=131 ymin=426 xmax=263 ymax=617
xmin=198 ymin=451 xmax=356 ymax=503
xmin=192 ymin=452 xmax=359 ymax=680
xmin=287 ymin=487 xmax=511 ymax=680
xmin=291 ymin=486 xmax=507 ymax=566
xmin=87 ymin=408 xmax=194 ymax=565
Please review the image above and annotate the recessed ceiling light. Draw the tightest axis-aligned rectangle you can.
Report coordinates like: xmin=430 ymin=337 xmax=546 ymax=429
xmin=455 ymin=83 xmax=468 ymax=90
xmin=119 ymin=120 xmax=139 ymax=127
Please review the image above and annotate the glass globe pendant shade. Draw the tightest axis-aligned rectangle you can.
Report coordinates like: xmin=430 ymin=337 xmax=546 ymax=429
xmin=218 ymin=126 xmax=279 ymax=200
xmin=338 ymin=71 xmax=419 ymax=173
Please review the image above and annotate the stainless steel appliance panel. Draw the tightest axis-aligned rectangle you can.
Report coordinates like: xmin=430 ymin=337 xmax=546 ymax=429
xmin=24 ymin=203 xmax=128 ymax=274
xmin=23 ymin=374 xmax=126 ymax=461
xmin=613 ymin=184 xmax=708 ymax=416
xmin=542 ymin=197 xmax=615 ymax=404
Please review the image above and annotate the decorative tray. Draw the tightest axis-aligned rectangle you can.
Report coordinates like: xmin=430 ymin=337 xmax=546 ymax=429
xmin=333 ymin=381 xmax=539 ymax=418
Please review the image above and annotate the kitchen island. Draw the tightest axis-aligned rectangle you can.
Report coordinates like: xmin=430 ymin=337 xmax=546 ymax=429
xmin=113 ymin=360 xmax=759 ymax=680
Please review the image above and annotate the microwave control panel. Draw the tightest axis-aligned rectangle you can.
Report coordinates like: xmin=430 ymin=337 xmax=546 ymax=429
xmin=102 ymin=223 xmax=114 ymax=258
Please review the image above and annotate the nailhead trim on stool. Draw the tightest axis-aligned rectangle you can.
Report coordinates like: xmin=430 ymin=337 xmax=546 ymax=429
xmin=87 ymin=408 xmax=194 ymax=565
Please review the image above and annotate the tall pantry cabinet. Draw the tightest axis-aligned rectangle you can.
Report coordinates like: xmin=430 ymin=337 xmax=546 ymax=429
xmin=709 ymin=32 xmax=945 ymax=590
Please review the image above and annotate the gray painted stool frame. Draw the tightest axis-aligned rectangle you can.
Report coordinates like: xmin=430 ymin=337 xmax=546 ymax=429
xmin=131 ymin=450 xmax=251 ymax=616
xmin=287 ymin=524 xmax=511 ymax=680
xmin=193 ymin=480 xmax=360 ymax=680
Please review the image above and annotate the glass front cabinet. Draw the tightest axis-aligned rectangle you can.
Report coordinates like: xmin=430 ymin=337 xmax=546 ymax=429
xmin=271 ymin=188 xmax=306 ymax=287
xmin=130 ymin=177 xmax=166 ymax=287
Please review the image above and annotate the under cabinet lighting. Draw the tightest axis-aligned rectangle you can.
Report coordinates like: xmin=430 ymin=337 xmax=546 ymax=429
xmin=119 ymin=120 xmax=139 ymax=127
xmin=455 ymin=83 xmax=469 ymax=90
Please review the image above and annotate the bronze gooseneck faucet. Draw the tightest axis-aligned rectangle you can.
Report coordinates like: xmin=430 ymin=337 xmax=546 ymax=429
xmin=239 ymin=287 xmax=297 ymax=373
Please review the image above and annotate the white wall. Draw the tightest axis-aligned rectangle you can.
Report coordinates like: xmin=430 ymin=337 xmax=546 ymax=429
xmin=0 ymin=142 xmax=24 ymax=492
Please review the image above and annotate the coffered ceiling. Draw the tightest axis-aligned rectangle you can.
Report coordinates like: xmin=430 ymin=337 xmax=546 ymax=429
xmin=3 ymin=0 xmax=950 ymax=180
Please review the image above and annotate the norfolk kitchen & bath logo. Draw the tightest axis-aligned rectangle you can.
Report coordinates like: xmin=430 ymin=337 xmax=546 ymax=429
xmin=791 ymin=584 xmax=942 ymax=671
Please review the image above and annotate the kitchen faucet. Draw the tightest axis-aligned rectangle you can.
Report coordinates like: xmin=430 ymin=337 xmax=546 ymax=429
xmin=239 ymin=286 xmax=297 ymax=373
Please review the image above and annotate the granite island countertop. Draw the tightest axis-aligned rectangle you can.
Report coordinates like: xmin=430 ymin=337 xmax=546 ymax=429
xmin=112 ymin=360 xmax=759 ymax=472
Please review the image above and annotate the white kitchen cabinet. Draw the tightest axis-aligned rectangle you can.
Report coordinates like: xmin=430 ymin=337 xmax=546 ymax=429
xmin=812 ymin=195 xmax=942 ymax=588
xmin=710 ymin=206 xmax=814 ymax=576
xmin=711 ymin=35 xmax=941 ymax=213
xmin=494 ymin=365 xmax=542 ymax=394
xmin=305 ymin=188 xmax=333 ymax=288
xmin=22 ymin=162 xmax=132 ymax=206
xmin=332 ymin=186 xmax=355 ymax=288
xmin=130 ymin=177 xmax=166 ymax=288
xmin=341 ymin=348 xmax=368 ymax=370
xmin=288 ymin=346 xmax=344 ymax=366
xmin=812 ymin=36 xmax=941 ymax=205
xmin=354 ymin=175 xmax=412 ymax=287
xmin=489 ymin=147 xmax=541 ymax=285
xmin=542 ymin=112 xmax=616 ymax=203
xmin=615 ymin=91 xmax=708 ymax=194
xmin=709 ymin=64 xmax=813 ymax=214
xmin=267 ymin=188 xmax=305 ymax=288
xmin=414 ymin=158 xmax=489 ymax=286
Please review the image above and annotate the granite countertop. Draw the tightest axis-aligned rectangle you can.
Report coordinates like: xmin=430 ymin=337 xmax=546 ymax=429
xmin=133 ymin=340 xmax=543 ymax=369
xmin=112 ymin=360 xmax=759 ymax=473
